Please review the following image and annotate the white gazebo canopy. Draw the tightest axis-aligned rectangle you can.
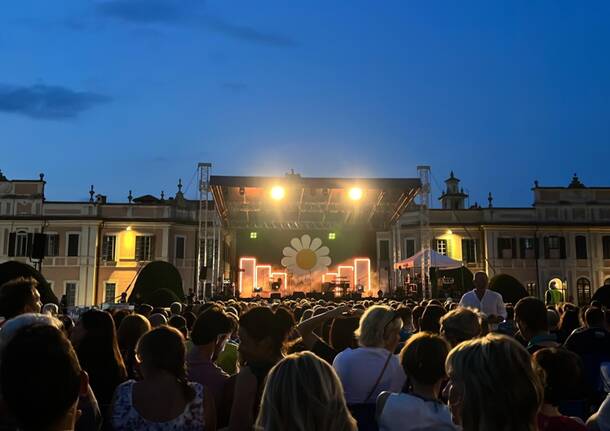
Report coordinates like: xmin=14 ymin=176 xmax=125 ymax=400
xmin=394 ymin=249 xmax=462 ymax=270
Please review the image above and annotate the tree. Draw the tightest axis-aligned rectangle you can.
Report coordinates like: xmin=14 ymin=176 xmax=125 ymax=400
xmin=489 ymin=274 xmax=528 ymax=305
xmin=128 ymin=261 xmax=184 ymax=305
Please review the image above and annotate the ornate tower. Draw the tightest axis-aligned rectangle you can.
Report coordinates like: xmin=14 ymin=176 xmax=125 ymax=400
xmin=439 ymin=171 xmax=468 ymax=210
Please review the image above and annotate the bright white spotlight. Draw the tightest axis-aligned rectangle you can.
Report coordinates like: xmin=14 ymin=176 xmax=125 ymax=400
xmin=348 ymin=187 xmax=363 ymax=201
xmin=271 ymin=186 xmax=285 ymax=200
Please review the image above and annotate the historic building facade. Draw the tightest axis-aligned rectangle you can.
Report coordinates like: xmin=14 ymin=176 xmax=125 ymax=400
xmin=1 ymin=170 xmax=609 ymax=306
xmin=391 ymin=173 xmax=610 ymax=304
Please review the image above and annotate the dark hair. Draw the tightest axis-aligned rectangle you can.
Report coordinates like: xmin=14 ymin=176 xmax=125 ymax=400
xmin=183 ymin=311 xmax=197 ymax=331
xmin=168 ymin=315 xmax=188 ymax=338
xmin=117 ymin=314 xmax=151 ymax=379
xmin=396 ymin=306 xmax=413 ymax=325
xmin=112 ymin=308 xmax=132 ymax=330
xmin=412 ymin=305 xmax=424 ymax=332
xmin=136 ymin=304 xmax=154 ymax=317
xmin=1 ymin=325 xmax=81 ymax=431
xmin=515 ymin=297 xmax=548 ymax=332
xmin=533 ymin=348 xmax=584 ymax=406
xmin=239 ymin=306 xmax=295 ymax=353
xmin=558 ymin=309 xmax=580 ymax=335
xmin=400 ymin=332 xmax=449 ymax=385
xmin=75 ymin=309 xmax=127 ymax=407
xmin=585 ymin=307 xmax=604 ymax=327
xmin=420 ymin=305 xmax=446 ymax=334
xmin=505 ymin=304 xmax=514 ymax=321
xmin=0 ymin=277 xmax=38 ymax=319
xmin=329 ymin=316 xmax=359 ymax=352
xmin=191 ymin=305 xmax=236 ymax=346
xmin=136 ymin=325 xmax=194 ymax=400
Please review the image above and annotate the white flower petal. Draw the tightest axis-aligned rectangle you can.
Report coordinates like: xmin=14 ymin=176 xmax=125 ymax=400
xmin=310 ymin=237 xmax=322 ymax=251
xmin=315 ymin=246 xmax=330 ymax=257
xmin=283 ymin=247 xmax=297 ymax=257
xmin=281 ymin=257 xmax=294 ymax=267
xmin=291 ymin=237 xmax=303 ymax=251
xmin=301 ymin=234 xmax=311 ymax=249
xmin=318 ymin=256 xmax=332 ymax=267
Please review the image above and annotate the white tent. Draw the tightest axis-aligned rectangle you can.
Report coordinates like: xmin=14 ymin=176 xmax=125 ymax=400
xmin=394 ymin=249 xmax=462 ymax=270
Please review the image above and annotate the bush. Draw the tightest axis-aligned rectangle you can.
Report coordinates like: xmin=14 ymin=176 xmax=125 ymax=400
xmin=128 ymin=261 xmax=184 ymax=305
xmin=489 ymin=274 xmax=528 ymax=304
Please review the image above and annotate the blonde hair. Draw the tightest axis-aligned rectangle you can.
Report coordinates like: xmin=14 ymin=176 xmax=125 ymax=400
xmin=446 ymin=333 xmax=543 ymax=431
xmin=255 ymin=351 xmax=356 ymax=431
xmin=355 ymin=305 xmax=402 ymax=348
xmin=440 ymin=307 xmax=481 ymax=347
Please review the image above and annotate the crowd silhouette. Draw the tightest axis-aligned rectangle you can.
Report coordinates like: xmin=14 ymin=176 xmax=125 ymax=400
xmin=1 ymin=272 xmax=609 ymax=431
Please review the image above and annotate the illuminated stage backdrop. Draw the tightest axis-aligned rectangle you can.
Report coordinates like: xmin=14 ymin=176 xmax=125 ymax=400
xmin=237 ymin=229 xmax=376 ymax=296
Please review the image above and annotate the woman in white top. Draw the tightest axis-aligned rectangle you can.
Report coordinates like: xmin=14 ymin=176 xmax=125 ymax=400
xmin=377 ymin=332 xmax=456 ymax=431
xmin=333 ymin=305 xmax=406 ymax=405
xmin=111 ymin=325 xmax=216 ymax=431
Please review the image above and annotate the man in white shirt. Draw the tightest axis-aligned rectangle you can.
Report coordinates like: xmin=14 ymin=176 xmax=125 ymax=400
xmin=459 ymin=272 xmax=506 ymax=325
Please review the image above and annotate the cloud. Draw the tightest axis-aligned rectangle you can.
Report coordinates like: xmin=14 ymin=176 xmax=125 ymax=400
xmin=0 ymin=84 xmax=110 ymax=120
xmin=201 ymin=16 xmax=297 ymax=47
xmin=221 ymin=82 xmax=248 ymax=93
xmin=94 ymin=0 xmax=296 ymax=47
xmin=95 ymin=0 xmax=197 ymax=24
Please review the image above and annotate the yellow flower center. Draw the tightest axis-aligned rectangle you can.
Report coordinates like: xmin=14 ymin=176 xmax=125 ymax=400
xmin=296 ymin=249 xmax=317 ymax=270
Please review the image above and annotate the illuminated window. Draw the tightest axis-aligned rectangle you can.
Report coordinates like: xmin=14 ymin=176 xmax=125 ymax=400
xmin=436 ymin=239 xmax=448 ymax=256
xmin=104 ymin=283 xmax=116 ymax=304
xmin=102 ymin=235 xmax=116 ymax=261
xmin=135 ymin=235 xmax=154 ymax=261
xmin=250 ymin=232 xmax=258 ymax=239
xmin=576 ymin=278 xmax=591 ymax=305
xmin=328 ymin=232 xmax=336 ymax=240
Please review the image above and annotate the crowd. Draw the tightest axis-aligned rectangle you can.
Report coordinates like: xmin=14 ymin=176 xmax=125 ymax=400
xmin=0 ymin=271 xmax=610 ymax=431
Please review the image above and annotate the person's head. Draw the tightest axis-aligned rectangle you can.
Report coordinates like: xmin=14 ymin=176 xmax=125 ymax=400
xmin=170 ymin=302 xmax=182 ymax=316
xmin=111 ymin=309 xmax=131 ymax=330
xmin=1 ymin=323 xmax=88 ymax=431
xmin=550 ymin=281 xmax=557 ymax=290
xmin=546 ymin=309 xmax=560 ymax=331
xmin=136 ymin=304 xmax=153 ymax=317
xmin=473 ymin=272 xmax=489 ymax=291
xmin=505 ymin=304 xmax=514 ymax=321
xmin=71 ymin=309 xmax=126 ymax=386
xmin=0 ymin=313 xmax=62 ymax=354
xmin=355 ymin=305 xmax=402 ymax=351
xmin=396 ymin=306 xmax=413 ymax=331
xmin=0 ymin=277 xmax=42 ymax=319
xmin=585 ymin=307 xmax=605 ymax=328
xmin=256 ymin=351 xmax=357 ymax=431
xmin=136 ymin=325 xmax=188 ymax=383
xmin=183 ymin=311 xmax=196 ymax=331
xmin=329 ymin=316 xmax=360 ymax=352
xmin=515 ymin=297 xmax=548 ymax=341
xmin=412 ymin=305 xmax=424 ymax=332
xmin=42 ymin=303 xmax=59 ymax=316
xmin=532 ymin=348 xmax=584 ymax=407
xmin=440 ymin=307 xmax=481 ymax=347
xmin=149 ymin=312 xmax=168 ymax=328
xmin=191 ymin=305 xmax=237 ymax=358
xmin=400 ymin=332 xmax=450 ymax=392
xmin=419 ymin=304 xmax=446 ymax=334
xmin=445 ymin=334 xmax=543 ymax=430
xmin=117 ymin=313 xmax=151 ymax=353
xmin=168 ymin=315 xmax=188 ymax=339
xmin=559 ymin=308 xmax=581 ymax=333
xmin=238 ymin=306 xmax=295 ymax=364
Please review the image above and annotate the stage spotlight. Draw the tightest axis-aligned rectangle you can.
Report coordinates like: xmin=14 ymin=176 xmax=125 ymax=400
xmin=271 ymin=186 xmax=285 ymax=200
xmin=348 ymin=187 xmax=363 ymax=201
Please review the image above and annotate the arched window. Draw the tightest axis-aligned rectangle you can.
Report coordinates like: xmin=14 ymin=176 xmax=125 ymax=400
xmin=576 ymin=278 xmax=591 ymax=306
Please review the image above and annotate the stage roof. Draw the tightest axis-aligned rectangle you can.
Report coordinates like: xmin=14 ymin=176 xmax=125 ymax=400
xmin=210 ymin=173 xmax=421 ymax=230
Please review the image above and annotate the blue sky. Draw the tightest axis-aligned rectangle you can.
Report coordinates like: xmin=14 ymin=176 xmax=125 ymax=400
xmin=1 ymin=1 xmax=609 ymax=207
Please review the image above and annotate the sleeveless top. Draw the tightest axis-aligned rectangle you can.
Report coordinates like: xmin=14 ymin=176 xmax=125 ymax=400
xmin=378 ymin=392 xmax=457 ymax=431
xmin=111 ymin=380 xmax=205 ymax=431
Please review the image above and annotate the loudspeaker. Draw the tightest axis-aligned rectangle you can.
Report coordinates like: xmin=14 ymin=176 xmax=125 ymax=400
xmin=30 ymin=233 xmax=46 ymax=260
xmin=270 ymin=293 xmax=281 ymax=300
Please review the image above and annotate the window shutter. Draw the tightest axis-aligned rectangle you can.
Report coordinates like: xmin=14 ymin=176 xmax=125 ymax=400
xmin=26 ymin=233 xmax=33 ymax=258
xmin=519 ymin=239 xmax=526 ymax=259
xmin=511 ymin=238 xmax=517 ymax=259
xmin=8 ymin=232 xmax=16 ymax=257
xmin=560 ymin=237 xmax=567 ymax=259
xmin=543 ymin=237 xmax=550 ymax=259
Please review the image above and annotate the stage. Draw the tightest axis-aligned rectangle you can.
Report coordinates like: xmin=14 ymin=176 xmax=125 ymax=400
xmin=210 ymin=172 xmax=421 ymax=298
